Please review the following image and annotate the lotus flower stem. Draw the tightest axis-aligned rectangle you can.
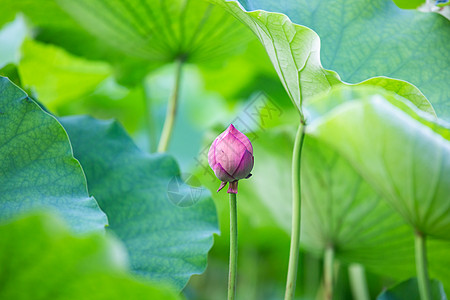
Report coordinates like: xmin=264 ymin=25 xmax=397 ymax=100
xmin=284 ymin=122 xmax=306 ymax=300
xmin=415 ymin=232 xmax=431 ymax=300
xmin=142 ymin=80 xmax=157 ymax=153
xmin=157 ymin=58 xmax=184 ymax=152
xmin=228 ymin=193 xmax=238 ymax=300
xmin=324 ymin=246 xmax=335 ymax=300
xmin=348 ymin=264 xmax=370 ymax=300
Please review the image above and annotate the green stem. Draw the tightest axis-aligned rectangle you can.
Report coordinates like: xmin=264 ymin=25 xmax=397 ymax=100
xmin=157 ymin=58 xmax=184 ymax=153
xmin=348 ymin=264 xmax=370 ymax=300
xmin=415 ymin=232 xmax=432 ymax=300
xmin=228 ymin=193 xmax=238 ymax=300
xmin=324 ymin=246 xmax=335 ymax=300
xmin=142 ymin=79 xmax=157 ymax=153
xmin=284 ymin=122 xmax=306 ymax=300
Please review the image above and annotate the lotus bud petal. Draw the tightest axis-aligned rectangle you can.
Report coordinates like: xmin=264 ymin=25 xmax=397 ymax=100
xmin=208 ymin=124 xmax=254 ymax=194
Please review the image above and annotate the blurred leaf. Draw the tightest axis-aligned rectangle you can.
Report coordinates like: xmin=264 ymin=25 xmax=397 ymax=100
xmin=0 ymin=0 xmax=114 ymax=59
xmin=301 ymin=137 xmax=414 ymax=262
xmin=428 ymin=239 xmax=450 ymax=293
xmin=0 ymin=0 xmax=84 ymax=29
xmin=238 ymin=128 xmax=293 ymax=231
xmin=436 ymin=0 xmax=450 ymax=7
xmin=301 ymin=133 xmax=425 ymax=285
xmin=18 ymin=39 xmax=111 ymax=109
xmin=60 ymin=116 xmax=219 ymax=290
xmin=198 ymin=38 xmax=290 ymax=107
xmin=0 ymin=76 xmax=107 ymax=233
xmin=145 ymin=64 xmax=234 ymax=168
xmin=228 ymin=0 xmax=450 ymax=121
xmin=56 ymin=79 xmax=148 ymax=139
xmin=300 ymin=135 xmax=450 ymax=293
xmin=0 ymin=15 xmax=28 ymax=68
xmin=54 ymin=63 xmax=235 ymax=163
xmin=57 ymin=0 xmax=251 ymax=65
xmin=0 ymin=0 xmax=158 ymax=86
xmin=306 ymin=86 xmax=450 ymax=239
xmin=377 ymin=278 xmax=447 ymax=300
xmin=392 ymin=0 xmax=425 ymax=9
xmin=0 ymin=213 xmax=181 ymax=300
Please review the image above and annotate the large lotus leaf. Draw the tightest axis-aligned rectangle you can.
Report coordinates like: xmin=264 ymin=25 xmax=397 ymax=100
xmin=56 ymin=0 xmax=252 ymax=65
xmin=18 ymin=39 xmax=111 ymax=109
xmin=0 ymin=0 xmax=162 ymax=86
xmin=302 ymin=135 xmax=450 ymax=290
xmin=0 ymin=0 xmax=125 ymax=60
xmin=306 ymin=86 xmax=450 ymax=240
xmin=0 ymin=213 xmax=180 ymax=300
xmin=210 ymin=0 xmax=440 ymax=122
xmin=301 ymin=137 xmax=413 ymax=258
xmin=210 ymin=0 xmax=340 ymax=114
xmin=228 ymin=0 xmax=450 ymax=121
xmin=60 ymin=116 xmax=219 ymax=290
xmin=303 ymin=87 xmax=450 ymax=290
xmin=0 ymin=76 xmax=107 ymax=234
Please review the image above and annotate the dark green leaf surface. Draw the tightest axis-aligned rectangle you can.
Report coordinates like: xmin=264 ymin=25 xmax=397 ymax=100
xmin=0 ymin=76 xmax=107 ymax=233
xmin=306 ymin=86 xmax=450 ymax=239
xmin=0 ymin=213 xmax=180 ymax=300
xmin=232 ymin=0 xmax=450 ymax=120
xmin=57 ymin=0 xmax=251 ymax=64
xmin=377 ymin=278 xmax=447 ymax=300
xmin=60 ymin=116 xmax=219 ymax=290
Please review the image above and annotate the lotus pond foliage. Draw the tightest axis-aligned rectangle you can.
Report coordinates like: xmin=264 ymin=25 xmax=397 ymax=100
xmin=0 ymin=0 xmax=449 ymax=300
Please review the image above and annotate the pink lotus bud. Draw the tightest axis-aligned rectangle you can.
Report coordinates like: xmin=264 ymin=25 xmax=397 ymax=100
xmin=208 ymin=124 xmax=254 ymax=194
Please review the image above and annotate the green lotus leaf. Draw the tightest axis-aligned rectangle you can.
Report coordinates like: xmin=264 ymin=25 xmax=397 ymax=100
xmin=225 ymin=0 xmax=450 ymax=120
xmin=56 ymin=0 xmax=252 ymax=65
xmin=60 ymin=115 xmax=219 ymax=290
xmin=0 ymin=76 xmax=107 ymax=233
xmin=306 ymin=86 xmax=450 ymax=239
xmin=301 ymin=137 xmax=414 ymax=263
xmin=0 ymin=212 xmax=180 ymax=300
